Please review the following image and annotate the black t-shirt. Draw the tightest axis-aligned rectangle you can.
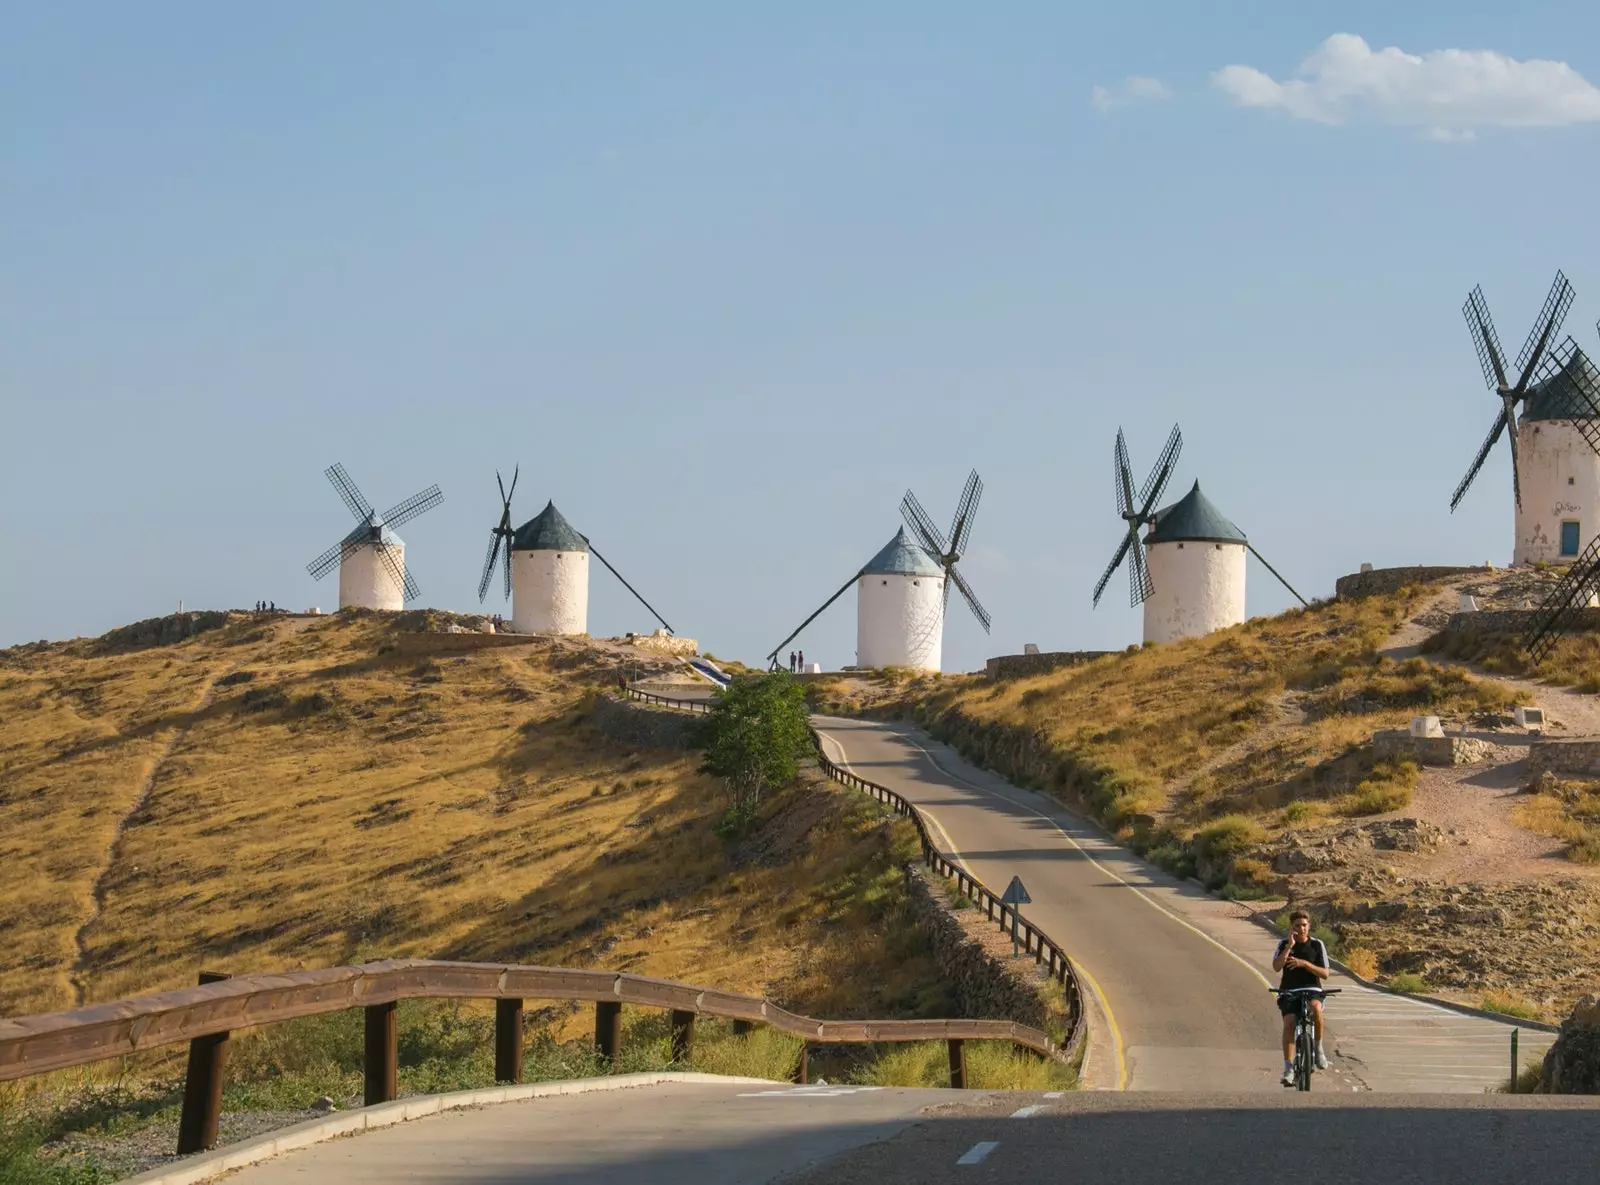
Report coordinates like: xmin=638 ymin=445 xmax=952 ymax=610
xmin=1276 ymin=936 xmax=1329 ymax=991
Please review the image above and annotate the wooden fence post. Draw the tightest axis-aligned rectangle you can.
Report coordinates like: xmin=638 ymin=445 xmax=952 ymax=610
xmin=495 ymin=998 xmax=523 ymax=1084
xmin=364 ymin=1001 xmax=398 ymax=1105
xmin=176 ymin=971 xmax=231 ymax=1154
xmin=670 ymin=1010 xmax=696 ymax=1064
xmin=595 ymin=1001 xmax=623 ymax=1064
xmin=948 ymin=1038 xmax=967 ymax=1090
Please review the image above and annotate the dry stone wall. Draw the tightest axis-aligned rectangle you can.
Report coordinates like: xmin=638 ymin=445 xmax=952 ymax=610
xmin=1334 ymin=566 xmax=1485 ymax=600
xmin=1445 ymin=607 xmax=1600 ymax=634
xmin=1372 ymin=731 xmax=1490 ymax=767
xmin=1528 ymin=738 xmax=1600 ymax=778
xmin=588 ymin=693 xmax=698 ymax=750
xmin=902 ymin=865 xmax=1051 ymax=1030
xmin=985 ymin=651 xmax=1115 ymax=681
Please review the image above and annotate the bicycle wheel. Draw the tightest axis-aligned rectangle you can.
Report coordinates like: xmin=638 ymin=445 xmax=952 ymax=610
xmin=1296 ymin=1022 xmax=1314 ymax=1091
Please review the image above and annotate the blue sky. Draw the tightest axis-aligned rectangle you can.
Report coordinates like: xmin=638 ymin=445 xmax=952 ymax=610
xmin=4 ymin=3 xmax=1599 ymax=670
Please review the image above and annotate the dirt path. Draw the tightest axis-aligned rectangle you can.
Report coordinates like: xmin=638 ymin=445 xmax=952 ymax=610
xmin=69 ymin=662 xmax=237 ymax=1005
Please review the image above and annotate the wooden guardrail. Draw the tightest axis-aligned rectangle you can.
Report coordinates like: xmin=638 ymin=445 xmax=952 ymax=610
xmin=623 ymin=687 xmax=713 ymax=713
xmin=622 ymin=686 xmax=1087 ymax=1062
xmin=0 ymin=960 xmax=1059 ymax=1153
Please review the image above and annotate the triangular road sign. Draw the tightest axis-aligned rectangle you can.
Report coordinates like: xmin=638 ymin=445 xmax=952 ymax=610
xmin=1000 ymin=876 xmax=1031 ymax=905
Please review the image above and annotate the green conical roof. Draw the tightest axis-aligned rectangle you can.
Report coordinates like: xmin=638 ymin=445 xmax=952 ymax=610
xmin=1147 ymin=481 xmax=1246 ymax=545
xmin=512 ymin=501 xmax=588 ymax=552
xmin=1522 ymin=346 xmax=1600 ymax=422
xmin=861 ymin=527 xmax=943 ymax=577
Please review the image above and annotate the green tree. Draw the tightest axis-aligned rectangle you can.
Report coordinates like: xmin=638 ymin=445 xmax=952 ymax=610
xmin=693 ymin=672 xmax=812 ymax=831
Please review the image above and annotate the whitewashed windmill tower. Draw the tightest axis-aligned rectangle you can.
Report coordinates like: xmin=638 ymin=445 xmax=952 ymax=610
xmin=766 ymin=470 xmax=991 ymax=673
xmin=306 ymin=463 xmax=442 ymax=610
xmin=1451 ymin=272 xmax=1600 ymax=565
xmin=477 ymin=470 xmax=677 ymax=637
xmin=1093 ymin=427 xmax=1305 ymax=644
xmin=856 ymin=527 xmax=946 ymax=670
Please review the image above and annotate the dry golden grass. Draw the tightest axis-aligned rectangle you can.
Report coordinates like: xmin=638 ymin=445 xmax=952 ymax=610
xmin=912 ymin=591 xmax=1517 ymax=842
xmin=1426 ymin=627 xmax=1600 ymax=691
xmin=1513 ymin=788 xmax=1600 ymax=864
xmin=0 ymin=614 xmax=946 ymax=1031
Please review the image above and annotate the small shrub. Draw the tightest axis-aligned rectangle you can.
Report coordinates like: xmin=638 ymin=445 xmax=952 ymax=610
xmin=1343 ymin=946 xmax=1378 ymax=979
xmin=1338 ymin=760 xmax=1417 ymax=816
xmin=1387 ymin=971 xmax=1427 ymax=994
xmin=1566 ymin=829 xmax=1600 ymax=864
xmin=1146 ymin=843 xmax=1196 ymax=880
xmin=1282 ymin=800 xmax=1314 ymax=825
xmin=1192 ymin=815 xmax=1266 ymax=864
xmin=1481 ymin=992 xmax=1539 ymax=1021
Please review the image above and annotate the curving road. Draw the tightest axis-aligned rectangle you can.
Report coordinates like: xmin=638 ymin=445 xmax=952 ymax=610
xmin=813 ymin=717 xmax=1553 ymax=1093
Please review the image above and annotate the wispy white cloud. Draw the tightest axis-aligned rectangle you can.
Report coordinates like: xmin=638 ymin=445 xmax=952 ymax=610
xmin=1212 ymin=33 xmax=1600 ymax=135
xmin=1092 ymin=76 xmax=1173 ymax=113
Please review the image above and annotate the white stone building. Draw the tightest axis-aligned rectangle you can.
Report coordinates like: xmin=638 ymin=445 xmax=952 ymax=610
xmin=857 ymin=527 xmax=946 ymax=671
xmin=339 ymin=514 xmax=406 ymax=611
xmin=1142 ymin=482 xmax=1247 ymax=644
xmin=1513 ymin=352 xmax=1600 ymax=565
xmin=510 ymin=501 xmax=590 ymax=635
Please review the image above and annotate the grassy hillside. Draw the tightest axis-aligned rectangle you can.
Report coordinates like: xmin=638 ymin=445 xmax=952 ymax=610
xmin=0 ymin=614 xmax=942 ymax=1025
xmin=901 ymin=590 xmax=1516 ymax=843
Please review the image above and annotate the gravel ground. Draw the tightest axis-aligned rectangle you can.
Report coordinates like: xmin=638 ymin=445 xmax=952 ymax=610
xmin=43 ymin=1098 xmax=361 ymax=1181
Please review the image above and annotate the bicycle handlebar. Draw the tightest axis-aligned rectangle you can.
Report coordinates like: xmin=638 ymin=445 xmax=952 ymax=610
xmin=1269 ymin=987 xmax=1341 ymax=995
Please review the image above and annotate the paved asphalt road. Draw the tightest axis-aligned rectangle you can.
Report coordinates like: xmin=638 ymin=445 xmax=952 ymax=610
xmin=226 ymin=1082 xmax=1600 ymax=1185
xmin=813 ymin=717 xmax=1553 ymax=1093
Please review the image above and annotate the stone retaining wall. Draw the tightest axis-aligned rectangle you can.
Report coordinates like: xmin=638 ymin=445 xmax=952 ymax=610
xmin=588 ymin=693 xmax=699 ymax=750
xmin=902 ymin=865 xmax=1051 ymax=1030
xmin=985 ymin=651 xmax=1116 ymax=681
xmin=1372 ymin=731 xmax=1490 ymax=767
xmin=394 ymin=632 xmax=545 ymax=656
xmin=1446 ymin=608 xmax=1600 ymax=634
xmin=1528 ymin=738 xmax=1600 ymax=778
xmin=624 ymin=633 xmax=699 ymax=657
xmin=1334 ymin=566 xmax=1484 ymax=600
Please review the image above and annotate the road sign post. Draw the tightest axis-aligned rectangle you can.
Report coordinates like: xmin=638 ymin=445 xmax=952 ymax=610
xmin=1000 ymin=876 xmax=1031 ymax=959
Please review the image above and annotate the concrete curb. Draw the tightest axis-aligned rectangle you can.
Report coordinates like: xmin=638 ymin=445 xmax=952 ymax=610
xmin=121 ymin=1072 xmax=779 ymax=1185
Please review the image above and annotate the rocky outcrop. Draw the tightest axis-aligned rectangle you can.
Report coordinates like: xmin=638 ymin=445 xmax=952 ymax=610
xmin=588 ymin=694 xmax=699 ymax=750
xmin=902 ymin=864 xmax=1050 ymax=1030
xmin=93 ymin=611 xmax=233 ymax=653
xmin=1542 ymin=996 xmax=1600 ymax=1093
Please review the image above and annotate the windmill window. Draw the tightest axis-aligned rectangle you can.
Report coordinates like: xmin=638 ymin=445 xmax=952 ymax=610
xmin=1561 ymin=521 xmax=1580 ymax=557
xmin=1570 ymin=477 xmax=1576 ymax=486
xmin=1177 ymin=543 xmax=1184 ymax=550
xmin=1215 ymin=544 xmax=1222 ymax=550
xmin=882 ymin=579 xmax=888 ymax=586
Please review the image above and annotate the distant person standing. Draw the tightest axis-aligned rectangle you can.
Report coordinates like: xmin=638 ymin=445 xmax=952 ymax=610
xmin=797 ymin=649 xmax=805 ymax=673
xmin=789 ymin=651 xmax=797 ymax=673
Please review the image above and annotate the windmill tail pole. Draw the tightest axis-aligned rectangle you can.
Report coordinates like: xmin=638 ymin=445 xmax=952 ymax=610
xmin=765 ymin=571 xmax=862 ymax=667
xmin=583 ymin=538 xmax=675 ymax=636
xmin=1246 ymin=542 xmax=1309 ymax=608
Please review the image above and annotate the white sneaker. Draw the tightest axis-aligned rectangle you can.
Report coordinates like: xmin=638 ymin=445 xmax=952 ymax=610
xmin=1280 ymin=1066 xmax=1295 ymax=1087
xmin=1315 ymin=1048 xmax=1330 ymax=1070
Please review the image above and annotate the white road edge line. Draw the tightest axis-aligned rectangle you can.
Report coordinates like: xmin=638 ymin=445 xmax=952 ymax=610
xmin=1010 ymin=1104 xmax=1044 ymax=1118
xmin=957 ymin=1141 xmax=1001 ymax=1165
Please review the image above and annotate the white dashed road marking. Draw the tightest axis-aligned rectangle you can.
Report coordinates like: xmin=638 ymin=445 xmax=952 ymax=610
xmin=957 ymin=1141 xmax=1000 ymax=1165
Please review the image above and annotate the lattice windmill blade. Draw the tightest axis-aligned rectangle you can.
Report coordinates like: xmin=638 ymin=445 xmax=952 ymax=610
xmin=477 ymin=533 xmax=502 ymax=603
xmin=306 ymin=540 xmax=344 ymax=581
xmin=899 ymin=490 xmax=949 ymax=557
xmin=1127 ymin=530 xmax=1154 ymax=607
xmin=372 ymin=542 xmax=420 ymax=604
xmin=502 ymin=537 xmax=512 ymax=601
xmin=381 ymin=485 xmax=444 ymax=530
xmin=1526 ymin=536 xmax=1600 ymax=662
xmin=1093 ymin=529 xmax=1136 ymax=607
xmin=948 ymin=470 xmax=982 ymax=560
xmin=1513 ymin=271 xmax=1575 ymax=389
xmin=1463 ymin=286 xmax=1509 ymax=391
xmin=325 ymin=463 xmax=374 ymax=522
xmin=1449 ymin=406 xmax=1512 ymax=512
xmin=1114 ymin=429 xmax=1135 ymax=517
xmin=947 ymin=564 xmax=991 ymax=634
xmin=1138 ymin=424 xmax=1182 ymax=512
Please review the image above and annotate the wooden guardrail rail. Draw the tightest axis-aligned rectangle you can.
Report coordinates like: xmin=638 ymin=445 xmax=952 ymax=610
xmin=621 ymin=686 xmax=1088 ymax=1062
xmin=0 ymin=960 xmax=1061 ymax=1154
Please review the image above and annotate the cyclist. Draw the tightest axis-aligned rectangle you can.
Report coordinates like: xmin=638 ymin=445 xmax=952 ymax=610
xmin=1272 ymin=909 xmax=1331 ymax=1086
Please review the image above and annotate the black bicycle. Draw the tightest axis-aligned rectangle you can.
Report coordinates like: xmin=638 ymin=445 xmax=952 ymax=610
xmin=1272 ymin=987 xmax=1340 ymax=1091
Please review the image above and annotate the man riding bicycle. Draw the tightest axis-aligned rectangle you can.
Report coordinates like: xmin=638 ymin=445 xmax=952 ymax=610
xmin=1273 ymin=909 xmax=1330 ymax=1086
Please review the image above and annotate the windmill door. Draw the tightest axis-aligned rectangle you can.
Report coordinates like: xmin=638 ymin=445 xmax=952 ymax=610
xmin=1561 ymin=521 xmax=1580 ymax=558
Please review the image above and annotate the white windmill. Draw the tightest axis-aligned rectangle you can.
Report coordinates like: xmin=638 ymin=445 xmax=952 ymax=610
xmin=1451 ymin=272 xmax=1600 ymax=566
xmin=306 ymin=463 xmax=442 ymax=611
xmin=1092 ymin=426 xmax=1305 ymax=644
xmin=767 ymin=470 xmax=991 ymax=673
xmin=476 ymin=469 xmax=677 ymax=637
